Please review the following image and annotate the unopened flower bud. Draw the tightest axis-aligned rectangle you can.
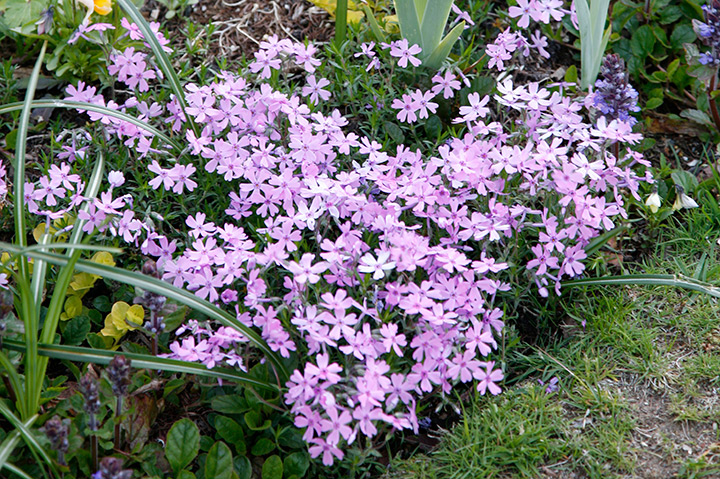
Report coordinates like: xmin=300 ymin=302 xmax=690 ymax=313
xmin=40 ymin=415 xmax=70 ymax=465
xmin=92 ymin=457 xmax=132 ymax=479
xmin=79 ymin=373 xmax=101 ymax=431
xmin=106 ymin=355 xmax=131 ymax=397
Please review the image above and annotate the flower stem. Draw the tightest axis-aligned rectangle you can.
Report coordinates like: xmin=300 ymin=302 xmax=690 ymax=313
xmin=709 ymin=74 xmax=720 ymax=133
xmin=114 ymin=395 xmax=123 ymax=450
xmin=91 ymin=434 xmax=98 ymax=472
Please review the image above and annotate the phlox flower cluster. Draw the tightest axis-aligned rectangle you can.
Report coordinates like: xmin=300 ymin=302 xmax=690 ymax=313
xmin=56 ymin=21 xmax=651 ymax=466
xmin=489 ymin=0 xmax=568 ymax=70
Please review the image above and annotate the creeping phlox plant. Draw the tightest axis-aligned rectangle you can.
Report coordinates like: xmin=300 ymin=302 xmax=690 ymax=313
xmin=6 ymin=12 xmax=651 ymax=466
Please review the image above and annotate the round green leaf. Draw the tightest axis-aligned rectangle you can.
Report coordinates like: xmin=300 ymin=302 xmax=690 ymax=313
xmin=244 ymin=411 xmax=271 ymax=431
xmin=631 ymin=25 xmax=655 ymax=58
xmin=206 ymin=441 xmax=233 ymax=479
xmin=214 ymin=416 xmax=246 ymax=454
xmin=166 ymin=418 xmax=200 ymax=473
xmin=261 ymin=455 xmax=283 ymax=479
xmin=283 ymin=452 xmax=310 ymax=478
xmin=212 ymin=395 xmax=249 ymax=415
xmin=62 ymin=315 xmax=91 ymax=346
xmin=234 ymin=455 xmax=252 ymax=479
xmin=250 ymin=437 xmax=275 ymax=456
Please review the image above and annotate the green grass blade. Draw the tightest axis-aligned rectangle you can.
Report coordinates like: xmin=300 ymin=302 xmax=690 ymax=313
xmin=3 ymin=246 xmax=289 ymax=381
xmin=2 ymin=339 xmax=279 ymax=391
xmin=116 ymin=0 xmax=198 ymax=136
xmin=0 ymin=100 xmax=182 ymax=152
xmin=563 ymin=274 xmax=720 ymax=298
xmin=424 ymin=20 xmax=464 ymax=70
xmin=419 ymin=0 xmax=453 ymax=58
xmin=394 ymin=0 xmax=423 ymax=48
xmin=584 ymin=225 xmax=626 ymax=257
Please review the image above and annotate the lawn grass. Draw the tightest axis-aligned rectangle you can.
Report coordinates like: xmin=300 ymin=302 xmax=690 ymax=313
xmin=389 ymin=212 xmax=720 ymax=479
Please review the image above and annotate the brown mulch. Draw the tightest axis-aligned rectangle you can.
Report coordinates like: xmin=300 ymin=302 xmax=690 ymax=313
xmin=170 ymin=0 xmax=334 ymax=64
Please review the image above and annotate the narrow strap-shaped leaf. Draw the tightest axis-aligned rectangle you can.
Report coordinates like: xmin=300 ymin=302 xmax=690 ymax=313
xmin=575 ymin=0 xmax=593 ymax=89
xmin=2 ymin=339 xmax=279 ymax=392
xmin=0 ymin=402 xmax=53 ymax=479
xmin=3 ymin=461 xmax=36 ymax=479
xmin=116 ymin=0 xmax=199 ymax=136
xmin=563 ymin=274 xmax=720 ymax=298
xmin=20 ymin=243 xmax=123 ymax=255
xmin=424 ymin=21 xmax=465 ymax=70
xmin=0 ymin=350 xmax=25 ymax=419
xmin=419 ymin=0 xmax=453 ymax=59
xmin=0 ymin=100 xmax=182 ymax=152
xmin=34 ymin=153 xmax=105 ymax=416
xmin=40 ymin=151 xmax=105 ymax=346
xmin=13 ymin=41 xmax=46 ymax=281
xmin=583 ymin=225 xmax=626 ymax=257
xmin=394 ymin=0 xmax=423 ymax=49
xmin=0 ymin=431 xmax=22 ymax=472
xmin=362 ymin=5 xmax=387 ymax=43
xmin=2 ymin=245 xmax=289 ymax=381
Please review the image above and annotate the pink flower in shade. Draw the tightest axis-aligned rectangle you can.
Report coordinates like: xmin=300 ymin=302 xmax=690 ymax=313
xmin=389 ymin=39 xmax=422 ymax=68
xmin=169 ymin=164 xmax=197 ymax=194
xmin=320 ymin=405 xmax=354 ymax=445
xmin=308 ymin=437 xmax=344 ymax=466
xmin=432 ymin=71 xmax=462 ymax=99
xmin=474 ymin=361 xmax=504 ymax=395
xmin=410 ymin=89 xmax=438 ymax=119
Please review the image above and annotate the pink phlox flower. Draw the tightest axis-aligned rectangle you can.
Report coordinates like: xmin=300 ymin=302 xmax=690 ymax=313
xmin=169 ymin=164 xmax=197 ymax=194
xmin=464 ymin=319 xmax=497 ymax=356
xmin=294 ymin=405 xmax=323 ymax=442
xmin=148 ymin=160 xmax=175 ymax=191
xmin=475 ymin=361 xmax=504 ymax=395
xmin=186 ymin=212 xmax=217 ymax=238
xmin=286 ymin=253 xmax=328 ymax=284
xmin=320 ymin=405 xmax=354 ymax=446
xmin=432 ymin=70 xmax=462 ymax=99
xmin=508 ymin=0 xmax=542 ymax=28
xmin=293 ymin=42 xmax=322 ymax=72
xmin=410 ymin=89 xmax=438 ymax=119
xmin=308 ymin=437 xmax=344 ymax=466
xmin=447 ymin=349 xmax=483 ymax=383
xmin=391 ymin=93 xmax=419 ymax=124
xmin=48 ymin=163 xmax=81 ymax=190
xmin=302 ymin=75 xmax=332 ymax=104
xmin=389 ymin=39 xmax=422 ymax=68
xmin=456 ymin=92 xmax=490 ymax=123
xmin=379 ymin=322 xmax=407 ymax=356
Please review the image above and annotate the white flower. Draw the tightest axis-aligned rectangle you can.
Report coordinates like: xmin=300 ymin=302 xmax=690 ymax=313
xmin=358 ymin=252 xmax=395 ymax=280
xmin=672 ymin=193 xmax=698 ymax=210
xmin=645 ymin=192 xmax=661 ymax=213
